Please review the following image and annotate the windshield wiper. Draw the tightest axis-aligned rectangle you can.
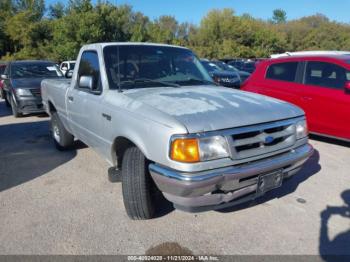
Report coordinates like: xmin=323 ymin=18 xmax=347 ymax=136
xmin=176 ymin=78 xmax=218 ymax=86
xmin=121 ymin=78 xmax=180 ymax=89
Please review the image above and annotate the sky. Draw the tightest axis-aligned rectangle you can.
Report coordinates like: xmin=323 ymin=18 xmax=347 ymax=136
xmin=46 ymin=0 xmax=350 ymax=25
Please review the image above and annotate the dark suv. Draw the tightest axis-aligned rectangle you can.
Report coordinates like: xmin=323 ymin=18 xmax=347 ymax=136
xmin=1 ymin=60 xmax=63 ymax=117
xmin=212 ymin=60 xmax=251 ymax=84
xmin=201 ymin=59 xmax=241 ymax=88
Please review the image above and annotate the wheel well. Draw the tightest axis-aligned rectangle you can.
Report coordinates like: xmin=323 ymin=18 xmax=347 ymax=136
xmin=48 ymin=101 xmax=57 ymax=113
xmin=113 ymin=137 xmax=136 ymax=169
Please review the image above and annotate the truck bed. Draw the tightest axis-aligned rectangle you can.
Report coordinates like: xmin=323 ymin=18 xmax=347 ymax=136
xmin=41 ymin=78 xmax=71 ymax=121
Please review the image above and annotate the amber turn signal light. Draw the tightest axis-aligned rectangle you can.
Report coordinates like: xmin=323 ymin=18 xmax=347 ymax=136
xmin=170 ymin=138 xmax=200 ymax=163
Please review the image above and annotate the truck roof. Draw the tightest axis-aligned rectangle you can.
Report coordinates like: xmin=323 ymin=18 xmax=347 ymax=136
xmin=83 ymin=42 xmax=189 ymax=50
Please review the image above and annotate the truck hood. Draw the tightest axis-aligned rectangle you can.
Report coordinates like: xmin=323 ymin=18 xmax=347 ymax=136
xmin=123 ymin=86 xmax=304 ymax=133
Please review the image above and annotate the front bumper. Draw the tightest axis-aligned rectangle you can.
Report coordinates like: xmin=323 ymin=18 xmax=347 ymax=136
xmin=149 ymin=143 xmax=313 ymax=212
xmin=17 ymin=97 xmax=44 ymax=114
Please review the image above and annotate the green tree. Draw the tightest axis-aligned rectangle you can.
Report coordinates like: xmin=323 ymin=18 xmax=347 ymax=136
xmin=148 ymin=15 xmax=179 ymax=44
xmin=14 ymin=0 xmax=45 ymax=20
xmin=2 ymin=2 xmax=350 ymax=61
xmin=49 ymin=2 xmax=65 ymax=19
xmin=272 ymin=9 xmax=287 ymax=24
xmin=0 ymin=0 xmax=15 ymax=56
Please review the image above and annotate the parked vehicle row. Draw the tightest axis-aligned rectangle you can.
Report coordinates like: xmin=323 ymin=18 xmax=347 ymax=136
xmin=211 ymin=60 xmax=251 ymax=83
xmin=41 ymin=43 xmax=313 ymax=220
xmin=242 ymin=52 xmax=350 ymax=141
xmin=200 ymin=59 xmax=251 ymax=88
xmin=200 ymin=59 xmax=241 ymax=88
xmin=229 ymin=59 xmax=257 ymax=73
xmin=222 ymin=58 xmax=265 ymax=73
xmin=0 ymin=60 xmax=63 ymax=117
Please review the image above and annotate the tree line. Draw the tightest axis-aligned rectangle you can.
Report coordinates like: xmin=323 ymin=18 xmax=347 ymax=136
xmin=1 ymin=0 xmax=350 ymax=62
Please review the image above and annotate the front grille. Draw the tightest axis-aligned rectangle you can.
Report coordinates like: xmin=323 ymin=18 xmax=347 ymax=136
xmin=30 ymin=88 xmax=41 ymax=97
xmin=219 ymin=77 xmax=239 ymax=83
xmin=229 ymin=120 xmax=296 ymax=160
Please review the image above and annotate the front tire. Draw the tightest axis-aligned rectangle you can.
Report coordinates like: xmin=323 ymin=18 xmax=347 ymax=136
xmin=51 ymin=112 xmax=74 ymax=150
xmin=10 ymin=96 xmax=21 ymax=118
xmin=4 ymin=91 xmax=10 ymax=107
xmin=121 ymin=147 xmax=158 ymax=220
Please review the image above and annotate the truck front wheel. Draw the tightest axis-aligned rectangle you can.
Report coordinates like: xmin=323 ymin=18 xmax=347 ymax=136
xmin=51 ymin=112 xmax=74 ymax=150
xmin=121 ymin=146 xmax=158 ymax=220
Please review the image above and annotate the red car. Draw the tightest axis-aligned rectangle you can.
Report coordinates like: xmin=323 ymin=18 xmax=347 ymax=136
xmin=241 ymin=55 xmax=350 ymax=141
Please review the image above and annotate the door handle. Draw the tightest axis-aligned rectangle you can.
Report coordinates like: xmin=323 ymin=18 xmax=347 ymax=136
xmin=68 ymin=96 xmax=74 ymax=102
xmin=102 ymin=113 xmax=111 ymax=121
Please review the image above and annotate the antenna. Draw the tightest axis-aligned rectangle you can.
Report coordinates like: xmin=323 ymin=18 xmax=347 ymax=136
xmin=117 ymin=46 xmax=122 ymax=92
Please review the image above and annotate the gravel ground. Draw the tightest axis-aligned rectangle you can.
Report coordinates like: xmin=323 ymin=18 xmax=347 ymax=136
xmin=0 ymin=99 xmax=349 ymax=257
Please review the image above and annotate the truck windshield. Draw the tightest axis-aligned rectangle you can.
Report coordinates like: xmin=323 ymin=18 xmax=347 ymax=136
xmin=11 ymin=63 xmax=63 ymax=79
xmin=103 ymin=45 xmax=215 ymax=90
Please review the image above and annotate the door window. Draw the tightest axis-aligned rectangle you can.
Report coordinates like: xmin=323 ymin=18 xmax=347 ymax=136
xmin=304 ymin=61 xmax=348 ymax=89
xmin=266 ymin=62 xmax=298 ymax=82
xmin=77 ymin=51 xmax=102 ymax=93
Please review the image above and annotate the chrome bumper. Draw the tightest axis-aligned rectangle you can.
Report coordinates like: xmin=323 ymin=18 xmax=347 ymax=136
xmin=149 ymin=143 xmax=313 ymax=211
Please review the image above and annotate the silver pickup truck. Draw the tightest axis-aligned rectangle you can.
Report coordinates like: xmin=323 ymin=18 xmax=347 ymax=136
xmin=41 ymin=43 xmax=313 ymax=220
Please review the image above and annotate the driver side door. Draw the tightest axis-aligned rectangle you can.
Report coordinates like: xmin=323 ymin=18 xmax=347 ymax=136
xmin=67 ymin=50 xmax=107 ymax=150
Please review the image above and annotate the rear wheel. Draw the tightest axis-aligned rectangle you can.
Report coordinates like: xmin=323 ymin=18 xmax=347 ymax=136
xmin=51 ymin=111 xmax=74 ymax=150
xmin=121 ymin=146 xmax=159 ymax=220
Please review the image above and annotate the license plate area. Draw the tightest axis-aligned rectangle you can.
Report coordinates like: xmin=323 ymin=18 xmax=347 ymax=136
xmin=256 ymin=170 xmax=283 ymax=196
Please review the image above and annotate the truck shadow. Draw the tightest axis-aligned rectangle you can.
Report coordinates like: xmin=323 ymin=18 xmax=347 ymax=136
xmin=0 ymin=120 xmax=80 ymax=192
xmin=319 ymin=190 xmax=350 ymax=261
xmin=217 ymin=149 xmax=321 ymax=213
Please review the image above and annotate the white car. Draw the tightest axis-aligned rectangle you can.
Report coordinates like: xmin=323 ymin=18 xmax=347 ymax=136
xmin=59 ymin=60 xmax=76 ymax=75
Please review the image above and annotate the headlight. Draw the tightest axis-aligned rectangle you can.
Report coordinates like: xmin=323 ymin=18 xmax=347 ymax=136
xmin=199 ymin=136 xmax=229 ymax=161
xmin=296 ymin=120 xmax=308 ymax=139
xmin=15 ymin=88 xmax=32 ymax=97
xmin=170 ymin=135 xmax=229 ymax=163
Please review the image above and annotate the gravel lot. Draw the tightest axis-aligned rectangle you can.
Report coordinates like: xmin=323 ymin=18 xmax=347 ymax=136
xmin=0 ymin=99 xmax=349 ymax=257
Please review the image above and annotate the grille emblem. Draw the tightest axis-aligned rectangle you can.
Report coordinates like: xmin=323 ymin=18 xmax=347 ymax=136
xmin=264 ymin=136 xmax=274 ymax=144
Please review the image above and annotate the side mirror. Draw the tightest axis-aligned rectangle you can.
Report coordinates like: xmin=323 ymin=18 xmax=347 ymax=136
xmin=1 ymin=74 xmax=9 ymax=80
xmin=65 ymin=70 xmax=73 ymax=78
xmin=345 ymin=81 xmax=350 ymax=94
xmin=79 ymin=75 xmax=94 ymax=90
